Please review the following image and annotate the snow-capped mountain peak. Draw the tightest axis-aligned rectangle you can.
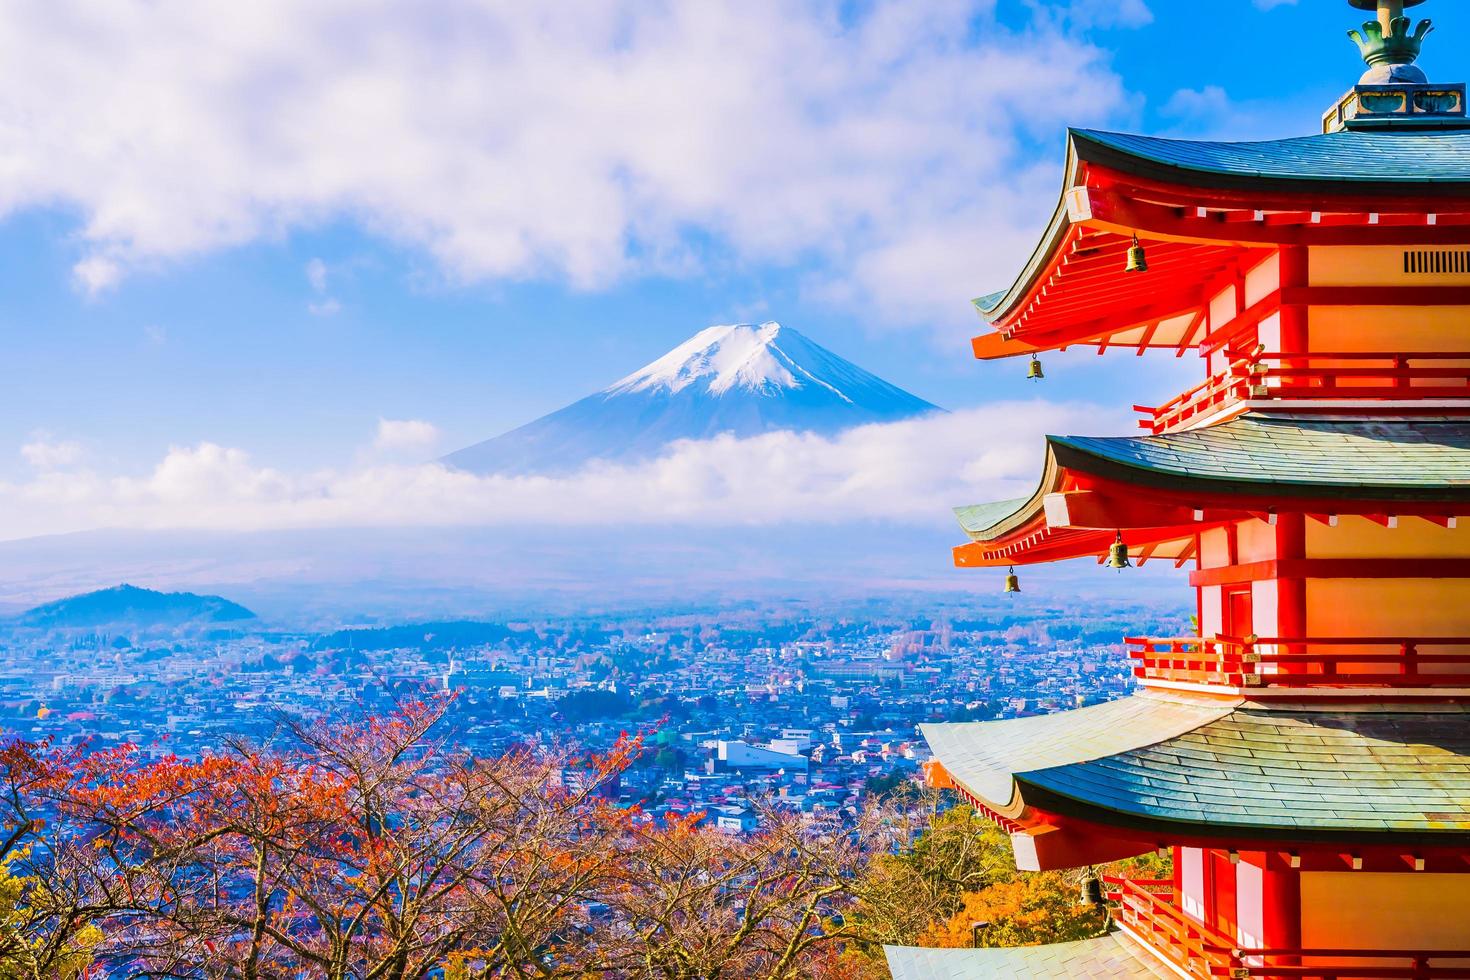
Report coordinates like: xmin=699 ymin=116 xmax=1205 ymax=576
xmin=606 ymin=322 xmax=848 ymax=400
xmin=443 ymin=321 xmax=940 ymax=475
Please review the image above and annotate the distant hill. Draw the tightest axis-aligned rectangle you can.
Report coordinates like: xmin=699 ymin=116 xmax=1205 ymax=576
xmin=443 ymin=322 xmax=941 ymax=475
xmin=14 ymin=584 xmax=257 ymax=629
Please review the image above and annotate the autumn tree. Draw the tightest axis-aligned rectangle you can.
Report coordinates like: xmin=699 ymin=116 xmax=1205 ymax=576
xmin=0 ymin=739 xmax=125 ymax=979
xmin=841 ymin=794 xmax=1008 ymax=948
xmin=0 ymin=703 xmax=1162 ymax=980
xmin=592 ymin=806 xmax=879 ymax=980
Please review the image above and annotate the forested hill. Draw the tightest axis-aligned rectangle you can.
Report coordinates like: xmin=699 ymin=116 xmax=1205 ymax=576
xmin=14 ymin=584 xmax=256 ymax=628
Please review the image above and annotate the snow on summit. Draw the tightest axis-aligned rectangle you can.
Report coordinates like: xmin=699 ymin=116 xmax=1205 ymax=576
xmin=608 ymin=323 xmax=849 ymax=401
xmin=444 ymin=322 xmax=940 ymax=475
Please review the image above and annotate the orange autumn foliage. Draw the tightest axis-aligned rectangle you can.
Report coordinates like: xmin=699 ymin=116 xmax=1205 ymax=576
xmin=0 ymin=697 xmax=910 ymax=979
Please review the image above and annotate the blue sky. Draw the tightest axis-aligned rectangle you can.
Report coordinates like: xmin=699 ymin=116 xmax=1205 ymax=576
xmin=1 ymin=0 xmax=1467 ymax=539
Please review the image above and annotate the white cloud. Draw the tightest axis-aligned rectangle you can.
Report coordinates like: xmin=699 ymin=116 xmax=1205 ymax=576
xmin=304 ymin=257 xmax=341 ymax=315
xmin=1028 ymin=0 xmax=1152 ymax=29
xmin=1253 ymin=0 xmax=1296 ymax=9
xmin=20 ymin=434 xmax=84 ymax=471
xmin=1161 ymin=85 xmax=1232 ymax=121
xmin=0 ymin=0 xmax=1135 ymax=334
xmin=0 ymin=403 xmax=1125 ymax=539
xmin=143 ymin=323 xmax=167 ymax=345
xmin=305 ymin=257 xmax=328 ymax=293
xmin=1156 ymin=84 xmax=1313 ymax=142
xmin=71 ymin=256 xmax=122 ymax=295
xmin=372 ymin=418 xmax=441 ymax=455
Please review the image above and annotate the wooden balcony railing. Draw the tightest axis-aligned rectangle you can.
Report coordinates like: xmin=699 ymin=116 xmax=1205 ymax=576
xmin=1135 ymin=351 xmax=1470 ymax=434
xmin=1125 ymin=636 xmax=1470 ymax=689
xmin=1105 ymin=876 xmax=1470 ymax=979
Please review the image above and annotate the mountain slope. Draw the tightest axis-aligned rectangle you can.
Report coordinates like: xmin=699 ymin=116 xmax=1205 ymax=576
xmin=14 ymin=584 xmax=257 ymax=628
xmin=444 ymin=322 xmax=940 ymax=475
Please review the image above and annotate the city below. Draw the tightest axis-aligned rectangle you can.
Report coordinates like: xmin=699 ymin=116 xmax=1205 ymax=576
xmin=5 ymin=584 xmax=1186 ymax=831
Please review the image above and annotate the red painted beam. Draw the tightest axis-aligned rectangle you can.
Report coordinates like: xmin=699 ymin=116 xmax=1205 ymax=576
xmin=1079 ymin=183 xmax=1470 ymax=247
xmin=1191 ymin=559 xmax=1470 ymax=587
xmin=1087 ymin=164 xmax=1470 ymax=220
xmin=1280 ymin=285 xmax=1470 ymax=306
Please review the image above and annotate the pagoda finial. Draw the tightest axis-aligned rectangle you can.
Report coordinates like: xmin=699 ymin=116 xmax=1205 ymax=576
xmin=1348 ymin=0 xmax=1432 ymax=84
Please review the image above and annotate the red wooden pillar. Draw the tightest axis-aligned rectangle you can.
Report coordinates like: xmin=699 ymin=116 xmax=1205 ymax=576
xmin=1276 ymin=246 xmax=1311 ymax=673
xmin=1279 ymin=246 xmax=1309 ymax=352
xmin=1276 ymin=513 xmax=1308 ymax=671
xmin=1261 ymin=862 xmax=1302 ymax=967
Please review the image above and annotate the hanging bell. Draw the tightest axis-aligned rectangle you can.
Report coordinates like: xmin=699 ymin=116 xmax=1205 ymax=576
xmin=1124 ymin=234 xmax=1148 ymax=274
xmin=1106 ymin=532 xmax=1132 ymax=570
xmin=1004 ymin=567 xmax=1021 ymax=594
xmin=1027 ymin=353 xmax=1044 ymax=381
xmin=1079 ymin=874 xmax=1104 ymax=907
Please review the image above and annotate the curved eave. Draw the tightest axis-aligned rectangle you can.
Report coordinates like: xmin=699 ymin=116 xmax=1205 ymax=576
xmin=955 ymin=450 xmax=1061 ymax=543
xmin=951 ymin=441 xmax=1205 ymax=568
xmin=921 ymin=694 xmax=1235 ymax=821
xmin=974 ymin=137 xmax=1082 ymax=327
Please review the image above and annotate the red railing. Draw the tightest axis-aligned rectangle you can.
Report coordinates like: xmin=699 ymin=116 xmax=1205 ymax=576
xmin=1125 ymin=636 xmax=1470 ymax=689
xmin=1136 ymin=351 xmax=1470 ymax=434
xmin=1106 ymin=877 xmax=1470 ymax=979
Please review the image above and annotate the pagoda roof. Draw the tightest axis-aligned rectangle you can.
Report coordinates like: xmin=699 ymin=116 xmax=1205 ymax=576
xmin=884 ymin=934 xmax=1175 ymax=980
xmin=953 ymin=415 xmax=1470 ymax=566
xmin=922 ymin=693 xmax=1230 ymax=809
xmin=973 ymin=128 xmax=1470 ymax=356
xmin=1065 ymin=129 xmax=1470 ymax=199
xmin=925 ymin=696 xmax=1470 ymax=841
xmin=1050 ymin=415 xmax=1470 ymax=501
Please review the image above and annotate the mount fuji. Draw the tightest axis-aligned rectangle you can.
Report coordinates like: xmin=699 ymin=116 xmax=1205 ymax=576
xmin=443 ymin=322 xmax=941 ymax=475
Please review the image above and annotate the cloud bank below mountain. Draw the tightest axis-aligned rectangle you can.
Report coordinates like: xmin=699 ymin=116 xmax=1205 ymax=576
xmin=5 ymin=403 xmax=1124 ymax=540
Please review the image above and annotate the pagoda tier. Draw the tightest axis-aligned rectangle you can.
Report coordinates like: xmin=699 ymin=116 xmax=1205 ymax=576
xmin=922 ymin=693 xmax=1470 ymax=871
xmin=953 ymin=414 xmax=1470 ymax=571
xmin=971 ymin=129 xmax=1470 ymax=361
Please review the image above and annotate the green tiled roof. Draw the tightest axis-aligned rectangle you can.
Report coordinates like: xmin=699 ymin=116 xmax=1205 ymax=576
xmin=922 ymin=694 xmax=1233 ymax=808
xmin=927 ymin=697 xmax=1470 ymax=840
xmin=954 ymin=497 xmax=1031 ymax=537
xmin=955 ymin=415 xmax=1470 ymax=542
xmin=1073 ymin=129 xmax=1470 ymax=190
xmin=885 ymin=935 xmax=1176 ymax=980
xmin=1051 ymin=415 xmax=1470 ymax=501
xmin=1029 ymin=707 xmax=1470 ymax=836
xmin=971 ymin=289 xmax=1009 ymax=315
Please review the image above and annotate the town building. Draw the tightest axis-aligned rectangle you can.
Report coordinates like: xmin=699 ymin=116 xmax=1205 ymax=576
xmin=887 ymin=1 xmax=1470 ymax=976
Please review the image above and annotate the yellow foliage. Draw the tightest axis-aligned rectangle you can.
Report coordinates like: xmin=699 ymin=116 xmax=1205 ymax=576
xmin=0 ymin=850 xmax=100 ymax=980
xmin=919 ymin=874 xmax=1107 ymax=949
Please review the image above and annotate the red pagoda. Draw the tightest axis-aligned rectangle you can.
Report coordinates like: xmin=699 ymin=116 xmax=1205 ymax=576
xmin=885 ymin=1 xmax=1470 ymax=977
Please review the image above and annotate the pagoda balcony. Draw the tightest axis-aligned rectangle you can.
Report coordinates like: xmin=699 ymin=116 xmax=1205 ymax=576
xmin=1125 ymin=636 xmax=1470 ymax=691
xmin=1105 ymin=877 xmax=1470 ymax=979
xmin=1135 ymin=352 xmax=1470 ymax=435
